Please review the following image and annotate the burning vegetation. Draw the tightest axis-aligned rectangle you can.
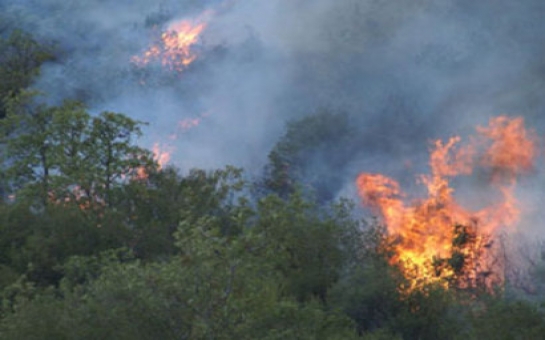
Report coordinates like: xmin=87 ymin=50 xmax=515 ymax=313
xmin=356 ymin=116 xmax=538 ymax=292
xmin=130 ymin=11 xmax=210 ymax=169
xmin=131 ymin=11 xmax=209 ymax=72
xmin=5 ymin=1 xmax=545 ymax=338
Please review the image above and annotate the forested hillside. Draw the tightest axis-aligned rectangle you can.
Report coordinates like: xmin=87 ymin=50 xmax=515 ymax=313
xmin=1 ymin=1 xmax=545 ymax=339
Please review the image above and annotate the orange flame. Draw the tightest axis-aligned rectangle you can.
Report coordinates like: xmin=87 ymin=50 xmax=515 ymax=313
xmin=356 ymin=116 xmax=538 ymax=292
xmin=48 ymin=185 xmax=106 ymax=218
xmin=477 ymin=116 xmax=536 ymax=183
xmin=131 ymin=12 xmax=209 ymax=72
xmin=133 ymin=143 xmax=171 ymax=181
xmin=152 ymin=142 xmax=171 ymax=170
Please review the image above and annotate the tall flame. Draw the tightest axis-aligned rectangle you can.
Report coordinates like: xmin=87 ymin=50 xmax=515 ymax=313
xmin=356 ymin=116 xmax=538 ymax=292
xmin=131 ymin=12 xmax=209 ymax=72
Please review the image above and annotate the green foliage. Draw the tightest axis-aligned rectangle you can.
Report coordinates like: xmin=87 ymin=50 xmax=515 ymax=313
xmin=469 ymin=299 xmax=545 ymax=340
xmin=176 ymin=166 xmax=246 ymax=236
xmin=0 ymin=97 xmax=544 ymax=339
xmin=113 ymin=166 xmax=247 ymax=260
xmin=248 ymin=192 xmax=350 ymax=302
xmin=59 ymin=247 xmax=135 ymax=292
xmin=0 ymin=185 xmax=360 ymax=338
xmin=0 ymin=91 xmax=57 ymax=203
xmin=329 ymin=224 xmax=404 ymax=335
xmin=0 ymin=93 xmax=155 ymax=286
xmin=262 ymin=110 xmax=354 ymax=202
xmin=0 ymin=29 xmax=54 ymax=118
xmin=392 ymin=287 xmax=466 ymax=340
xmin=0 ymin=289 xmax=67 ymax=340
xmin=86 ymin=111 xmax=152 ymax=205
xmin=0 ymin=201 xmax=131 ymax=288
xmin=114 ymin=168 xmax=182 ymax=259
xmin=0 ymin=92 xmax=154 ymax=206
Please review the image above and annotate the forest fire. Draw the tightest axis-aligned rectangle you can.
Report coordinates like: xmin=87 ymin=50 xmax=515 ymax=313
xmin=48 ymin=185 xmax=105 ymax=215
xmin=131 ymin=12 xmax=209 ymax=72
xmin=357 ymin=116 xmax=538 ymax=292
xmin=152 ymin=143 xmax=171 ymax=169
xmin=133 ymin=143 xmax=171 ymax=180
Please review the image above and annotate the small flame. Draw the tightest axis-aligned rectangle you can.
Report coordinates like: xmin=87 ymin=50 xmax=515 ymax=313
xmin=132 ymin=143 xmax=171 ymax=181
xmin=356 ymin=116 xmax=538 ymax=292
xmin=152 ymin=142 xmax=171 ymax=169
xmin=131 ymin=11 xmax=210 ymax=72
xmin=48 ymin=185 xmax=106 ymax=216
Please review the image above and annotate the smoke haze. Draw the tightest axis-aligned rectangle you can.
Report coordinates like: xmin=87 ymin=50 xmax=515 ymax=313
xmin=2 ymin=0 xmax=545 ymax=204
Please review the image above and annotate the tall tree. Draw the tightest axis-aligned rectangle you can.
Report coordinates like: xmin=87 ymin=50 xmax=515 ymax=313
xmin=0 ymin=91 xmax=57 ymax=205
xmin=262 ymin=110 xmax=355 ymax=202
xmin=87 ymin=112 xmax=153 ymax=207
xmin=0 ymin=92 xmax=154 ymax=209
xmin=0 ymin=30 xmax=54 ymax=118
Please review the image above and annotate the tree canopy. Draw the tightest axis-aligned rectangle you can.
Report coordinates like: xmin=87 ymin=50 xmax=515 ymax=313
xmin=0 ymin=28 xmax=544 ymax=340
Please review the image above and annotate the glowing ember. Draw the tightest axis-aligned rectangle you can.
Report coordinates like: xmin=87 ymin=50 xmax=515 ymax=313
xmin=131 ymin=12 xmax=209 ymax=72
xmin=48 ymin=185 xmax=105 ymax=214
xmin=356 ymin=116 xmax=538 ymax=292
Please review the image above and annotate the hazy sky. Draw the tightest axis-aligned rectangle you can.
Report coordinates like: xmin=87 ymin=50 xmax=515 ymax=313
xmin=2 ymin=0 xmax=545 ymax=209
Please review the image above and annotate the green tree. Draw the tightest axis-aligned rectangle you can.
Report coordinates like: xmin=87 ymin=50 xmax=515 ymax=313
xmin=0 ymin=92 xmax=155 ymax=287
xmin=262 ymin=110 xmax=354 ymax=202
xmin=329 ymin=224 xmax=404 ymax=335
xmin=1 ymin=92 xmax=154 ymax=208
xmin=0 ymin=91 xmax=57 ymax=205
xmin=86 ymin=111 xmax=153 ymax=206
xmin=248 ymin=192 xmax=352 ymax=303
xmin=0 ymin=30 xmax=54 ymax=118
xmin=469 ymin=299 xmax=545 ymax=340
xmin=112 ymin=166 xmax=247 ymax=260
xmin=0 ymin=180 xmax=360 ymax=339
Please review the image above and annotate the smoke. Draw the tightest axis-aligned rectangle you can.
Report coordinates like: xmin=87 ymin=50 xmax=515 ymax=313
xmin=3 ymin=0 xmax=545 ymax=295
xmin=2 ymin=0 xmax=545 ymax=188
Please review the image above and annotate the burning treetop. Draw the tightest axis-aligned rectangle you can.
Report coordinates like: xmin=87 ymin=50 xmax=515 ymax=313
xmin=356 ymin=116 xmax=538 ymax=292
xmin=131 ymin=12 xmax=210 ymax=72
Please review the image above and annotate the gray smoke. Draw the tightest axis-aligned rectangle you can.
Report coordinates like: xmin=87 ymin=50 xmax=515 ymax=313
xmin=3 ymin=0 xmax=545 ymax=296
xmin=2 ymin=0 xmax=545 ymax=198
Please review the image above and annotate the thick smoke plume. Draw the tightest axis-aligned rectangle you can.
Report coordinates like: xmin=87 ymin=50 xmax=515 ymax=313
xmin=2 ymin=0 xmax=545 ymax=224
